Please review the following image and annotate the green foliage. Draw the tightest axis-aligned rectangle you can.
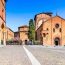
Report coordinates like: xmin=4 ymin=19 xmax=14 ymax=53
xmin=28 ymin=19 xmax=35 ymax=41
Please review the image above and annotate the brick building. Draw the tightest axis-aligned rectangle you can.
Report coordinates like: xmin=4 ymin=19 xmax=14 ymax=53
xmin=35 ymin=13 xmax=65 ymax=46
xmin=0 ymin=0 xmax=6 ymax=45
xmin=6 ymin=27 xmax=14 ymax=41
xmin=14 ymin=25 xmax=29 ymax=44
xmin=18 ymin=25 xmax=29 ymax=44
xmin=14 ymin=32 xmax=19 ymax=41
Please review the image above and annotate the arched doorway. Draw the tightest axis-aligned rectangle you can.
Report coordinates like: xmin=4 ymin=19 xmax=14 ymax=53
xmin=54 ymin=37 xmax=60 ymax=46
xmin=25 ymin=40 xmax=28 ymax=45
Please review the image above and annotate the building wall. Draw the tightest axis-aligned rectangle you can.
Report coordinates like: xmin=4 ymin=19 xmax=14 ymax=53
xmin=0 ymin=0 xmax=6 ymax=45
xmin=0 ymin=0 xmax=5 ymax=21
xmin=35 ymin=13 xmax=65 ymax=46
xmin=62 ymin=19 xmax=65 ymax=45
xmin=42 ymin=16 xmax=62 ymax=46
xmin=35 ymin=13 xmax=51 ymax=45
xmin=51 ymin=16 xmax=62 ymax=46
xmin=6 ymin=27 xmax=14 ymax=41
xmin=18 ymin=26 xmax=29 ymax=44
xmin=35 ymin=24 xmax=43 ymax=44
xmin=42 ymin=19 xmax=52 ymax=46
xmin=19 ymin=31 xmax=29 ymax=42
xmin=35 ymin=14 xmax=51 ymax=30
xmin=19 ymin=27 xmax=28 ymax=32
xmin=14 ymin=32 xmax=19 ymax=40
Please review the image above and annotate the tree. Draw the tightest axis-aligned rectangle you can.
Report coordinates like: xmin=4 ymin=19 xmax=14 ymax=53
xmin=28 ymin=19 xmax=35 ymax=41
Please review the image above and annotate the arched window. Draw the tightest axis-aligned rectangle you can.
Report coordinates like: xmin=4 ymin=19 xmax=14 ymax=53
xmin=43 ymin=33 xmax=46 ymax=37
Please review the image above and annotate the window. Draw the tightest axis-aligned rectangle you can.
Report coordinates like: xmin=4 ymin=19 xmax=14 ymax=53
xmin=55 ymin=23 xmax=59 ymax=28
xmin=53 ymin=28 xmax=55 ymax=32
xmin=2 ymin=9 xmax=4 ymax=12
xmin=43 ymin=33 xmax=46 ymax=37
xmin=47 ymin=28 xmax=49 ymax=31
xmin=59 ymin=28 xmax=61 ymax=32
xmin=47 ymin=33 xmax=48 ymax=35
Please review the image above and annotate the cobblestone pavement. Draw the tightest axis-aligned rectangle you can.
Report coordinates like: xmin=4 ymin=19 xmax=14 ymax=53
xmin=0 ymin=45 xmax=31 ymax=65
xmin=26 ymin=45 xmax=65 ymax=65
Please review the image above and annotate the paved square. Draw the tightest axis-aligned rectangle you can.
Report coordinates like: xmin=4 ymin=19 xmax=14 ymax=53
xmin=0 ymin=45 xmax=31 ymax=65
xmin=26 ymin=45 xmax=65 ymax=65
xmin=0 ymin=45 xmax=65 ymax=65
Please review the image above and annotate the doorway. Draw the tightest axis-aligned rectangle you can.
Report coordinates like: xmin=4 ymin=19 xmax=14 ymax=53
xmin=54 ymin=37 xmax=60 ymax=46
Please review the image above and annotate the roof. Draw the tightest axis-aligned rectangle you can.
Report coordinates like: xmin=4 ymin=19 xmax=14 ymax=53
xmin=34 ymin=12 xmax=53 ymax=21
xmin=14 ymin=30 xmax=28 ymax=32
xmin=54 ymin=15 xmax=65 ymax=20
xmin=45 ymin=15 xmax=65 ymax=22
xmin=18 ymin=25 xmax=29 ymax=28
xmin=7 ymin=27 xmax=14 ymax=32
xmin=36 ymin=15 xmax=65 ymax=31
xmin=14 ymin=31 xmax=19 ymax=33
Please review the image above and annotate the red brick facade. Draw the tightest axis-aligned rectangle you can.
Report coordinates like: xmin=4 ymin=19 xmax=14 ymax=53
xmin=35 ymin=13 xmax=65 ymax=46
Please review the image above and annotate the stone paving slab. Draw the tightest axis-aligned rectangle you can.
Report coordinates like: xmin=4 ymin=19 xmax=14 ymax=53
xmin=26 ymin=45 xmax=65 ymax=65
xmin=0 ymin=45 xmax=31 ymax=65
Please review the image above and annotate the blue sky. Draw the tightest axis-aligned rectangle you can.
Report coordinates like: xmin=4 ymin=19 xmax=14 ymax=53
xmin=6 ymin=0 xmax=65 ymax=31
